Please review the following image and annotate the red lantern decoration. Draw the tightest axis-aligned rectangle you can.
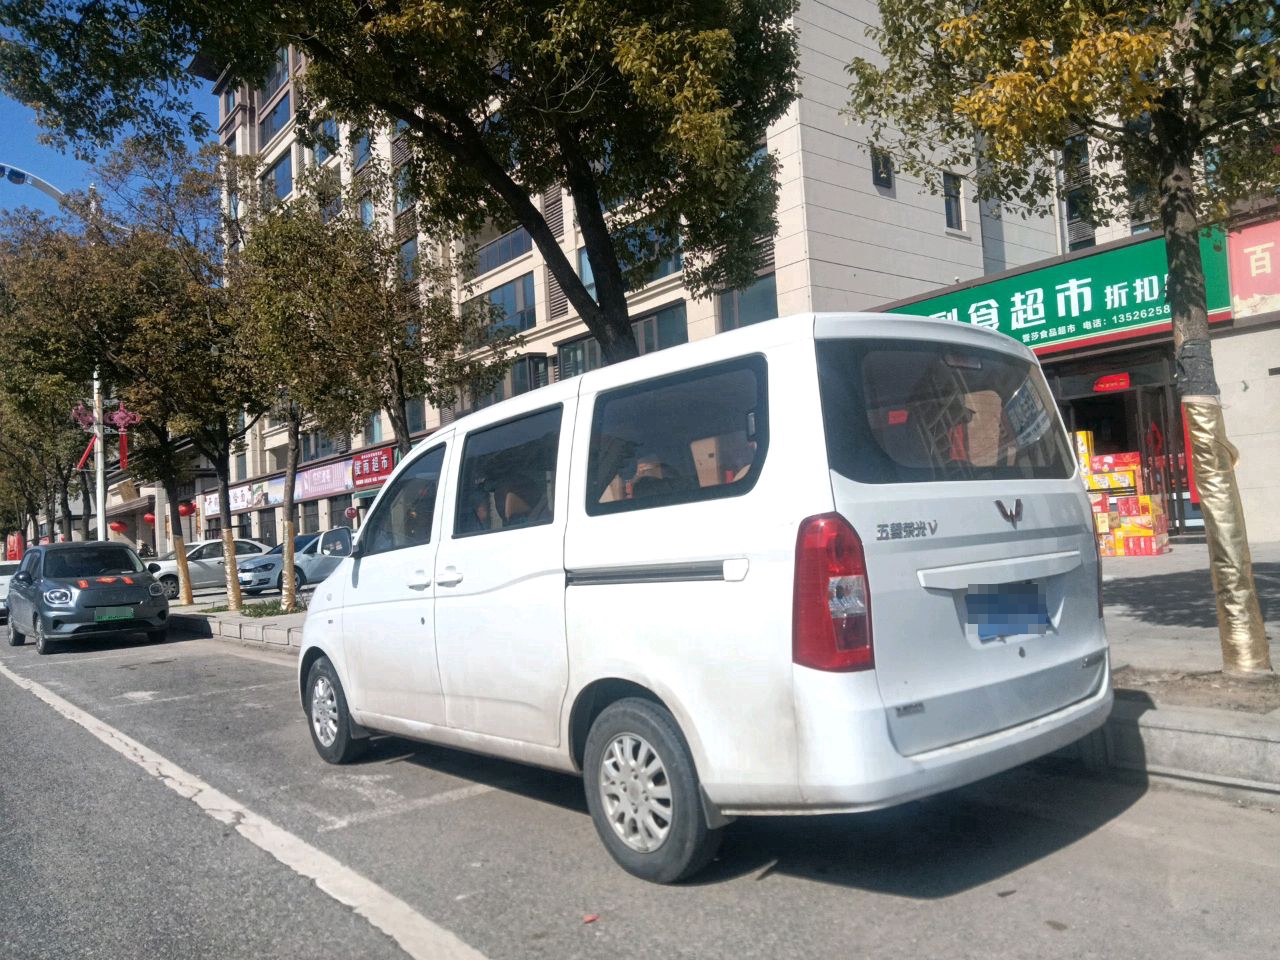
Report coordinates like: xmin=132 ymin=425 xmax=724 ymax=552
xmin=143 ymin=512 xmax=156 ymax=525
xmin=108 ymin=521 xmax=128 ymax=534
xmin=177 ymin=502 xmax=195 ymax=517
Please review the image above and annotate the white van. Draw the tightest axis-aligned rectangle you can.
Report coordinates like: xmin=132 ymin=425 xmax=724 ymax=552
xmin=299 ymin=312 xmax=1111 ymax=883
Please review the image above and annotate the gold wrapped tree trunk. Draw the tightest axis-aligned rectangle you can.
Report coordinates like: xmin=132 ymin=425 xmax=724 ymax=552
xmin=281 ymin=518 xmax=297 ymax=613
xmin=1183 ymin=398 xmax=1272 ymax=675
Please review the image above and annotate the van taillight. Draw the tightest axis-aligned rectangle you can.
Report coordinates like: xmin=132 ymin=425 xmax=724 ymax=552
xmin=793 ymin=513 xmax=873 ymax=672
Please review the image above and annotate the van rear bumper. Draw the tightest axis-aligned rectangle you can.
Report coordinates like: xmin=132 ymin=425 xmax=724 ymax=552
xmin=708 ymin=661 xmax=1112 ymax=816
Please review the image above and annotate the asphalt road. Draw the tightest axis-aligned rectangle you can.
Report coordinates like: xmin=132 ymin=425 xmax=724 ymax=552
xmin=1 ymin=634 xmax=1277 ymax=960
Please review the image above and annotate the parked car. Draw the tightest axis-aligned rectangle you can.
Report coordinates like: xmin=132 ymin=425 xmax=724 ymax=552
xmin=5 ymin=541 xmax=169 ymax=655
xmin=0 ymin=559 xmax=19 ymax=624
xmin=297 ymin=312 xmax=1112 ymax=883
xmin=151 ymin=538 xmax=270 ymax=599
xmin=236 ymin=529 xmax=353 ymax=595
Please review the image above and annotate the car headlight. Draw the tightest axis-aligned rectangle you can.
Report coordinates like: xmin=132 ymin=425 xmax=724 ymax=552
xmin=149 ymin=582 xmax=165 ymax=597
xmin=43 ymin=588 xmax=73 ymax=605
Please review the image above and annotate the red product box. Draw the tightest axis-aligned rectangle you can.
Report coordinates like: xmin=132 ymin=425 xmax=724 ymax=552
xmin=1091 ymin=452 xmax=1142 ymax=473
xmin=1089 ymin=493 xmax=1111 ymax=514
xmin=1115 ymin=496 xmax=1140 ymax=517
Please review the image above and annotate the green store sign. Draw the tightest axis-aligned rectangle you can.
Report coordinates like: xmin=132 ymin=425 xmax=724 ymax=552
xmin=888 ymin=231 xmax=1231 ymax=354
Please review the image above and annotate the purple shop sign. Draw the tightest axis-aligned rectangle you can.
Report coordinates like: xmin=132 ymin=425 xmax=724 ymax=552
xmin=295 ymin=460 xmax=353 ymax=500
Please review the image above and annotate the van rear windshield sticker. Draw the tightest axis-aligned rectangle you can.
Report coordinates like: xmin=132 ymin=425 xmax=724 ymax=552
xmin=876 ymin=521 xmax=938 ymax=541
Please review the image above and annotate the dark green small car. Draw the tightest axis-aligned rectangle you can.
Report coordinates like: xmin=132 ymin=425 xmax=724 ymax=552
xmin=5 ymin=542 xmax=170 ymax=655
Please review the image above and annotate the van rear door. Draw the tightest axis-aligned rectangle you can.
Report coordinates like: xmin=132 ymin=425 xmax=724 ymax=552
xmin=815 ymin=332 xmax=1106 ymax=757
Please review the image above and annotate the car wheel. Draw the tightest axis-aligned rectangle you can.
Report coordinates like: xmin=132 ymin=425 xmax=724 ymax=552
xmin=294 ymin=567 xmax=307 ymax=588
xmin=583 ymin=698 xmax=723 ymax=884
xmin=306 ymin=656 xmax=368 ymax=765
xmin=243 ymin=589 xmax=262 ymax=597
xmin=147 ymin=628 xmax=168 ymax=644
xmin=34 ymin=619 xmax=55 ymax=656
xmin=7 ymin=618 xmax=24 ymax=646
xmin=160 ymin=576 xmax=180 ymax=600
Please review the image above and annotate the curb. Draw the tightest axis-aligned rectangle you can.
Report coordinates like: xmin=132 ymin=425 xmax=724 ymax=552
xmin=1061 ymin=692 xmax=1280 ymax=802
xmin=170 ymin=611 xmax=305 ymax=650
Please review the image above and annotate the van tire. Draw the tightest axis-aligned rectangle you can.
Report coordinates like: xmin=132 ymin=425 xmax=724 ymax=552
xmin=34 ymin=619 xmax=55 ymax=656
xmin=7 ymin=619 xmax=24 ymax=646
xmin=305 ymin=656 xmax=368 ymax=765
xmin=583 ymin=698 xmax=722 ymax=884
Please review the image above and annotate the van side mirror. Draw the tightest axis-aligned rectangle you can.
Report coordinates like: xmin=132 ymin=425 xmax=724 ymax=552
xmin=147 ymin=562 xmax=161 ymax=574
xmin=13 ymin=572 xmax=31 ymax=586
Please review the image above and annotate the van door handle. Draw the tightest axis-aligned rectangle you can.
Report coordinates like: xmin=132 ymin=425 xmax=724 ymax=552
xmin=406 ymin=571 xmax=431 ymax=591
xmin=436 ymin=568 xmax=463 ymax=587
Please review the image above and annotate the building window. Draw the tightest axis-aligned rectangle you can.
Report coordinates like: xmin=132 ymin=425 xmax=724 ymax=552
xmin=472 ymin=226 xmax=532 ymax=277
xmin=329 ymin=494 xmax=353 ymax=529
xmin=871 ymin=148 xmax=894 ymax=189
xmin=483 ymin=272 xmax=537 ymax=335
xmin=314 ymin=117 xmax=338 ymax=165
xmin=1065 ymin=186 xmax=1095 ymax=251
xmin=577 ymin=247 xmax=596 ymax=300
xmin=352 ymin=133 xmax=371 ymax=170
xmin=222 ymin=88 xmax=237 ymax=117
xmin=234 ymin=451 xmax=248 ymax=481
xmin=395 ymin=166 xmax=414 ymax=214
xmin=719 ymin=273 xmax=778 ymax=332
xmin=205 ymin=517 xmax=222 ymax=539
xmin=258 ymin=91 xmax=292 ymax=145
xmin=300 ymin=500 xmax=320 ymax=535
xmin=468 ymin=355 xmax=549 ymax=412
xmin=301 ymin=432 xmax=338 ymax=463
xmin=558 ymin=301 xmax=688 ymax=378
xmin=628 ymin=229 xmax=683 ymax=286
xmin=364 ymin=414 xmax=384 ymax=446
xmin=357 ymin=195 xmax=375 ymax=228
xmin=399 ymin=236 xmax=419 ymax=282
xmin=406 ymin=397 xmax=427 ymax=434
xmin=263 ymin=151 xmax=292 ymax=201
xmin=260 ymin=47 xmax=289 ymax=101
xmin=943 ymin=173 xmax=964 ymax=231
xmin=258 ymin=509 xmax=276 ymax=546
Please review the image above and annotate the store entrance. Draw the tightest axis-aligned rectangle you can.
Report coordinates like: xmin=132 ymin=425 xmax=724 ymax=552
xmin=1046 ymin=346 xmax=1200 ymax=534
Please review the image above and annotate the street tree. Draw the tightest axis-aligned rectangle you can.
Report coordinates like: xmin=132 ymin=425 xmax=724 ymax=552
xmin=231 ymin=159 xmax=511 ymax=610
xmin=1 ymin=0 xmax=799 ymax=364
xmin=847 ymin=0 xmax=1280 ymax=675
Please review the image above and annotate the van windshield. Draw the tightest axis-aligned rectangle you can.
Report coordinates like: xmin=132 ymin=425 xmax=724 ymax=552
xmin=816 ymin=339 xmax=1074 ymax=483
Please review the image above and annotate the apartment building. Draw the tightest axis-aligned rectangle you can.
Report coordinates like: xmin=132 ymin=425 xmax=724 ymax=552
xmin=96 ymin=0 xmax=1063 ymax=553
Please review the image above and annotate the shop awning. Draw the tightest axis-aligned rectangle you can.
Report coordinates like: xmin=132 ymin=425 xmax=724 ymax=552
xmin=106 ymin=495 xmax=153 ymax=519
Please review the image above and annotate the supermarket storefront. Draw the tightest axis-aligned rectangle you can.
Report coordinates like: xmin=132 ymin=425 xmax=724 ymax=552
xmin=886 ymin=216 xmax=1280 ymax=541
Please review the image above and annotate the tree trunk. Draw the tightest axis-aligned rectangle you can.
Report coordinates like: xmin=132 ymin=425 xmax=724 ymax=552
xmin=165 ymin=478 xmax=194 ymax=605
xmin=43 ymin=484 xmax=56 ymax=544
xmin=1155 ymin=100 xmax=1271 ymax=674
xmin=215 ymin=450 xmax=244 ymax=612
xmin=280 ymin=410 xmax=301 ymax=613
xmin=57 ymin=475 xmax=74 ymax=542
xmin=78 ymin=469 xmax=93 ymax=541
xmin=388 ymin=400 xmax=412 ymax=458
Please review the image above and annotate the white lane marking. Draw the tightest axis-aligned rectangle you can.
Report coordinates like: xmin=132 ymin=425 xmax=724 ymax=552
xmin=0 ymin=660 xmax=488 ymax=960
xmin=107 ymin=679 xmax=293 ymax=709
xmin=318 ymin=783 xmax=497 ymax=833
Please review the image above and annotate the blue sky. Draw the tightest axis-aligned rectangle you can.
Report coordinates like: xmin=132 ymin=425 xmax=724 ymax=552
xmin=1 ymin=86 xmax=215 ymax=216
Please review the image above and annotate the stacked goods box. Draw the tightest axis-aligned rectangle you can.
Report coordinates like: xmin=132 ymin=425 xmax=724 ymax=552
xmin=1074 ymin=431 xmax=1095 ymax=477
xmin=1085 ymin=451 xmax=1167 ymax=556
xmin=1111 ymin=494 xmax=1169 ymax=556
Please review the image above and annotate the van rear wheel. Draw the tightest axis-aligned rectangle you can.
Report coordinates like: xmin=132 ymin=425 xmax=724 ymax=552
xmin=583 ymin=698 xmax=722 ymax=884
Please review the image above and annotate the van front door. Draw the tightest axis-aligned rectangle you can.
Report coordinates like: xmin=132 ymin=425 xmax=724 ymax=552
xmin=433 ymin=401 xmax=573 ymax=747
xmin=342 ymin=441 xmax=450 ymax=726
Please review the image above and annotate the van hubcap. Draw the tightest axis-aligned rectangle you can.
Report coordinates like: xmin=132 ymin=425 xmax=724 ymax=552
xmin=599 ymin=734 xmax=672 ymax=853
xmin=311 ymin=677 xmax=339 ymax=747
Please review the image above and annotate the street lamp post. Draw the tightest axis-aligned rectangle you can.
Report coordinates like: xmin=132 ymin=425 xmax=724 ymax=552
xmin=2 ymin=162 xmax=108 ymax=542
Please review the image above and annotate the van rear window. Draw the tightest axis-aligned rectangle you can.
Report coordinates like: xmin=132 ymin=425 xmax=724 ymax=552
xmin=816 ymin=339 xmax=1073 ymax=483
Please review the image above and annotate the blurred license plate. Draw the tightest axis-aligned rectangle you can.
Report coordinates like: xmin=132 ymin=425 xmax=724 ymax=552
xmin=966 ymin=584 xmax=1048 ymax=641
xmin=94 ymin=606 xmax=134 ymax=622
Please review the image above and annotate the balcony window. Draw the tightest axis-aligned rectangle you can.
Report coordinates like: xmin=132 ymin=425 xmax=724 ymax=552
xmin=314 ymin=117 xmax=338 ymax=165
xmin=558 ymin=301 xmax=687 ymax=378
xmin=719 ymin=273 xmax=778 ymax=332
xmin=471 ymin=226 xmax=532 ymax=277
xmin=301 ymin=432 xmax=337 ymax=463
xmin=263 ymin=151 xmax=292 ymax=201
xmin=399 ymin=236 xmax=419 ymax=282
xmin=258 ymin=91 xmax=292 ymax=145
xmin=352 ymin=133 xmax=371 ymax=170
xmin=260 ymin=47 xmax=289 ymax=101
xmin=484 ymin=272 xmax=536 ymax=335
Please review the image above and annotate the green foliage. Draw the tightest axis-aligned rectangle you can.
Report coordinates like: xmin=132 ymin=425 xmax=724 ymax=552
xmin=1 ymin=0 xmax=800 ymax=362
xmin=847 ymin=0 xmax=1280 ymax=224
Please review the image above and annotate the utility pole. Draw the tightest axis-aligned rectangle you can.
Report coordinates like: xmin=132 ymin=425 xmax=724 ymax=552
xmin=93 ymin=367 xmax=106 ymax=541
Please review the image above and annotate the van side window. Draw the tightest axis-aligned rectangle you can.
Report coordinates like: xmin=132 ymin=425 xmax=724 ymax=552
xmin=454 ymin=407 xmax=562 ymax=537
xmin=586 ymin=356 xmax=768 ymax=516
xmin=361 ymin=446 xmax=446 ymax=555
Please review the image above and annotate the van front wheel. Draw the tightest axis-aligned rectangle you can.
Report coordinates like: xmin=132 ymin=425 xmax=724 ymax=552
xmin=306 ymin=656 xmax=368 ymax=765
xmin=583 ymin=698 xmax=722 ymax=884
